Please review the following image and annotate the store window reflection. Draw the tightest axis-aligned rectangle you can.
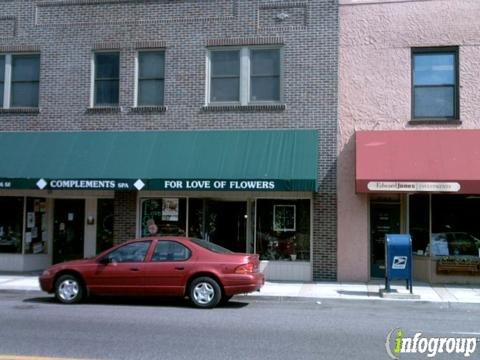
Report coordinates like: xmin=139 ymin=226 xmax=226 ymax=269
xmin=24 ymin=197 xmax=48 ymax=254
xmin=140 ymin=198 xmax=186 ymax=236
xmin=0 ymin=197 xmax=24 ymax=254
xmin=409 ymin=194 xmax=429 ymax=255
xmin=431 ymin=195 xmax=480 ymax=257
xmin=256 ymin=199 xmax=310 ymax=261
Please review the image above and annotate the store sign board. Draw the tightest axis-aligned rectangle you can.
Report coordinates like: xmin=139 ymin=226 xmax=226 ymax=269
xmin=367 ymin=181 xmax=461 ymax=192
xmin=0 ymin=178 xmax=316 ymax=192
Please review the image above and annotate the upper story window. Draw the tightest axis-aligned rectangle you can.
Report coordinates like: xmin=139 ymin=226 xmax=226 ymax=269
xmin=250 ymin=49 xmax=280 ymax=102
xmin=93 ymin=52 xmax=119 ymax=107
xmin=0 ymin=54 xmax=40 ymax=109
xmin=206 ymin=47 xmax=282 ymax=105
xmin=136 ymin=50 xmax=165 ymax=106
xmin=412 ymin=48 xmax=459 ymax=121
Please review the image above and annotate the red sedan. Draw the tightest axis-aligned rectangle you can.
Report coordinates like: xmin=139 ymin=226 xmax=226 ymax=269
xmin=39 ymin=237 xmax=264 ymax=308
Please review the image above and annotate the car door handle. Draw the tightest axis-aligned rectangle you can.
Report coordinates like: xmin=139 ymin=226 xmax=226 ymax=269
xmin=130 ymin=268 xmax=140 ymax=272
xmin=175 ymin=267 xmax=185 ymax=271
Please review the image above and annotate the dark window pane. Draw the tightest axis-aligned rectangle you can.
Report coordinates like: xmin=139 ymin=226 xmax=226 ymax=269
xmin=251 ymin=49 xmax=280 ymax=76
xmin=256 ymin=199 xmax=311 ymax=261
xmin=95 ymin=80 xmax=119 ymax=105
xmin=0 ymin=197 xmax=24 ymax=254
xmin=95 ymin=53 xmax=119 ymax=79
xmin=0 ymin=84 xmax=3 ymax=108
xmin=211 ymin=78 xmax=239 ymax=102
xmin=138 ymin=79 xmax=164 ymax=106
xmin=211 ymin=51 xmax=240 ymax=77
xmin=105 ymin=241 xmax=150 ymax=263
xmin=12 ymin=55 xmax=40 ymax=82
xmin=0 ymin=55 xmax=4 ymax=82
xmin=139 ymin=51 xmax=164 ymax=79
xmin=251 ymin=76 xmax=280 ymax=101
xmin=409 ymin=194 xmax=429 ymax=254
xmin=414 ymin=53 xmax=455 ymax=86
xmin=152 ymin=241 xmax=191 ymax=261
xmin=414 ymin=86 xmax=454 ymax=118
xmin=11 ymin=82 xmax=39 ymax=107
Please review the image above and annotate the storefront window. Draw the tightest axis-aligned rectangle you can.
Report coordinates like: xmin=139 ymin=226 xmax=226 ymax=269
xmin=24 ymin=198 xmax=48 ymax=254
xmin=409 ymin=194 xmax=429 ymax=255
xmin=0 ymin=197 xmax=24 ymax=254
xmin=188 ymin=199 xmax=205 ymax=239
xmin=140 ymin=198 xmax=186 ymax=236
xmin=256 ymin=199 xmax=310 ymax=261
xmin=431 ymin=195 xmax=480 ymax=257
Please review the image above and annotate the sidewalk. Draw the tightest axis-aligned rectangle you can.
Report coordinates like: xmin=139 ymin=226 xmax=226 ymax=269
xmin=1 ymin=274 xmax=480 ymax=304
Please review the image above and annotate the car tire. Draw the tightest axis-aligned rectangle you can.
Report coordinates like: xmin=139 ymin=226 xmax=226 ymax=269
xmin=55 ymin=274 xmax=84 ymax=304
xmin=189 ymin=277 xmax=222 ymax=309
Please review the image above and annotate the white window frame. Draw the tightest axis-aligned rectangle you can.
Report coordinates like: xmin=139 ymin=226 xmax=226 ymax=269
xmin=205 ymin=45 xmax=283 ymax=106
xmin=273 ymin=204 xmax=296 ymax=232
xmin=1 ymin=53 xmax=40 ymax=109
xmin=90 ymin=50 xmax=120 ymax=108
xmin=134 ymin=49 xmax=166 ymax=107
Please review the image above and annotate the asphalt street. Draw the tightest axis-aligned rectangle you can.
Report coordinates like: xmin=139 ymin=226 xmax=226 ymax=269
xmin=0 ymin=291 xmax=479 ymax=360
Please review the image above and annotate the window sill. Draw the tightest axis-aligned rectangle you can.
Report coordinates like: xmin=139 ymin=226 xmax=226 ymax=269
xmin=130 ymin=106 xmax=167 ymax=114
xmin=202 ymin=104 xmax=286 ymax=112
xmin=409 ymin=119 xmax=461 ymax=125
xmin=0 ymin=107 xmax=40 ymax=114
xmin=85 ymin=106 xmax=121 ymax=114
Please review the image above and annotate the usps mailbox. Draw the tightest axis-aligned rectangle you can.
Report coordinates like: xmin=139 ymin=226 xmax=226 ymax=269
xmin=384 ymin=234 xmax=413 ymax=294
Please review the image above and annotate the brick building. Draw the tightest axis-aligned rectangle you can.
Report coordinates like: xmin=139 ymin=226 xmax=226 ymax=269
xmin=0 ymin=0 xmax=338 ymax=281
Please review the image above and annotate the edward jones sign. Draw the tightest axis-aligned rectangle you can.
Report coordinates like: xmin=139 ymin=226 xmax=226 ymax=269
xmin=367 ymin=182 xmax=461 ymax=192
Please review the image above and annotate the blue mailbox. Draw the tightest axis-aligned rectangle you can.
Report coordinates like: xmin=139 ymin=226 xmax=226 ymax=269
xmin=384 ymin=234 xmax=413 ymax=293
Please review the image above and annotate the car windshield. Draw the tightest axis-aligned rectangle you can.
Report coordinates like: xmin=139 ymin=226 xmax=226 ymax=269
xmin=190 ymin=238 xmax=233 ymax=254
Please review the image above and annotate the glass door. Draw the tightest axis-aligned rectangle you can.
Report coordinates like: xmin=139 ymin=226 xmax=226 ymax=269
xmin=370 ymin=201 xmax=400 ymax=278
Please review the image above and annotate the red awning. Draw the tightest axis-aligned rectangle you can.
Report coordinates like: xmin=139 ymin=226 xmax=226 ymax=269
xmin=356 ymin=130 xmax=480 ymax=194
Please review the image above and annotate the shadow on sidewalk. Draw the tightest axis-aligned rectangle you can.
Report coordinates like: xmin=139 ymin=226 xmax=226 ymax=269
xmin=336 ymin=290 xmax=379 ymax=297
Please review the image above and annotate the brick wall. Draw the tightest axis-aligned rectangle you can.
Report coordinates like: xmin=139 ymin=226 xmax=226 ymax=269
xmin=113 ymin=191 xmax=137 ymax=245
xmin=0 ymin=0 xmax=338 ymax=280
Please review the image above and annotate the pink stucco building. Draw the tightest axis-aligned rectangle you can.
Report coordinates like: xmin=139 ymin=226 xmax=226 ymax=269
xmin=338 ymin=0 xmax=480 ymax=283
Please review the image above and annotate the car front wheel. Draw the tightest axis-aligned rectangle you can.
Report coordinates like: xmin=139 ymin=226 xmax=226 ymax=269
xmin=55 ymin=274 xmax=84 ymax=304
xmin=189 ymin=277 xmax=221 ymax=309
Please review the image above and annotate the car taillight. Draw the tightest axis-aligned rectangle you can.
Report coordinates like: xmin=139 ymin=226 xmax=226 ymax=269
xmin=235 ymin=263 xmax=254 ymax=274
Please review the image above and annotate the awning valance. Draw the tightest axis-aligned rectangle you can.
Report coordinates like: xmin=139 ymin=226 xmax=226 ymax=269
xmin=0 ymin=129 xmax=318 ymax=192
xmin=356 ymin=130 xmax=480 ymax=194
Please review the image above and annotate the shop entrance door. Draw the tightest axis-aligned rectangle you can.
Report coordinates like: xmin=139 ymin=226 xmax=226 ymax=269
xmin=370 ymin=202 xmax=400 ymax=278
xmin=53 ymin=199 xmax=85 ymax=264
xmin=205 ymin=201 xmax=247 ymax=253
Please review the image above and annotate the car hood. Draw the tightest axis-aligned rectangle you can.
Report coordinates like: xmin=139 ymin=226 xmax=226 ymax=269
xmin=48 ymin=258 xmax=95 ymax=271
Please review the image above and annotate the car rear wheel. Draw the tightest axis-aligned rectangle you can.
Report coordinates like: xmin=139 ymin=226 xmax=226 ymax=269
xmin=189 ymin=277 xmax=221 ymax=309
xmin=55 ymin=274 xmax=84 ymax=304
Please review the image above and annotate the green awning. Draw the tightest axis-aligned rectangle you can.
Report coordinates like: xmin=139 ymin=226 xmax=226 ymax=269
xmin=0 ymin=130 xmax=318 ymax=192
